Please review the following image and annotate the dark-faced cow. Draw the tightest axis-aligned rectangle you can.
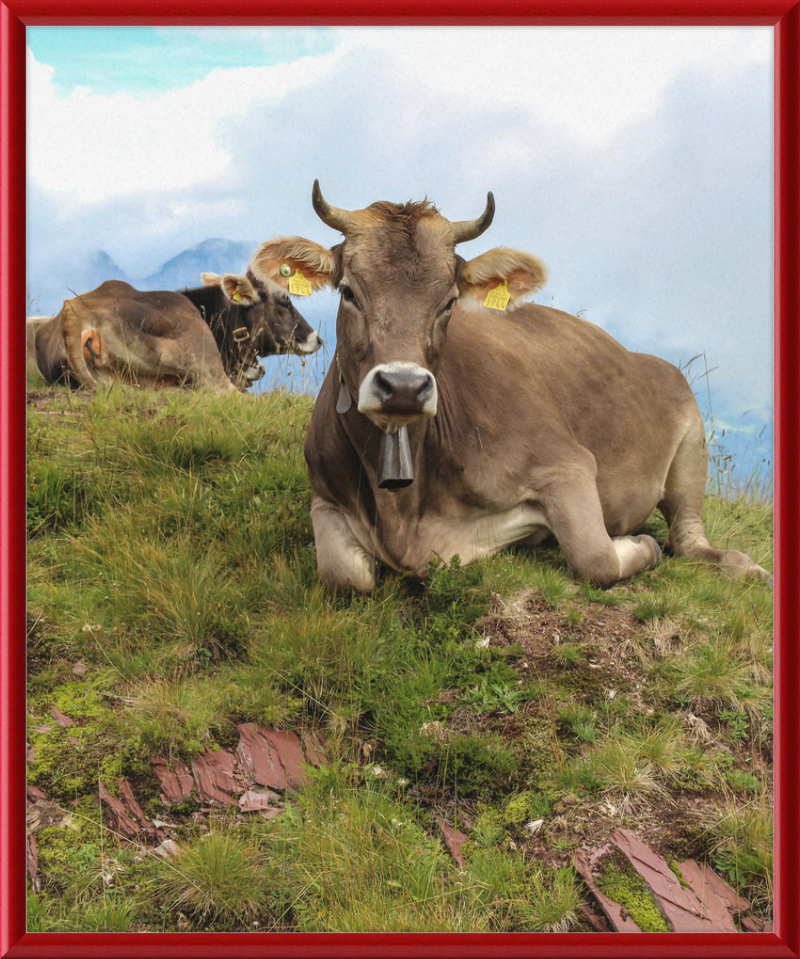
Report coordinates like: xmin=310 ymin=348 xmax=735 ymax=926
xmin=30 ymin=281 xmax=239 ymax=392
xmin=250 ymin=181 xmax=772 ymax=592
xmin=182 ymin=270 xmax=322 ymax=389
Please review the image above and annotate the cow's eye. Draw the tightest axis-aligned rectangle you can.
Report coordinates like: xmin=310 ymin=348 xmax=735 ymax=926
xmin=340 ymin=284 xmax=357 ymax=306
xmin=445 ymin=297 xmax=458 ymax=312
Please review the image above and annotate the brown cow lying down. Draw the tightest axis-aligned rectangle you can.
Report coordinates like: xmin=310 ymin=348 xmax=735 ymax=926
xmin=27 ymin=273 xmax=320 ymax=392
xmin=29 ymin=281 xmax=237 ymax=392
xmin=250 ymin=181 xmax=772 ymax=591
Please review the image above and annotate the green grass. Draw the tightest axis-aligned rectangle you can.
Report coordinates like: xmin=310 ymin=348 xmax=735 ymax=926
xmin=25 ymin=383 xmax=775 ymax=932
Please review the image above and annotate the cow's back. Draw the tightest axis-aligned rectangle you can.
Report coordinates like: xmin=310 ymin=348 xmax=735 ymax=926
xmin=442 ymin=302 xmax=696 ymax=448
xmin=429 ymin=303 xmax=700 ymax=533
xmin=85 ymin=281 xmax=204 ymax=337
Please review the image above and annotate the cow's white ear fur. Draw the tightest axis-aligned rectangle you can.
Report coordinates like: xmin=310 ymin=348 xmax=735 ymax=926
xmin=459 ymin=247 xmax=548 ymax=311
xmin=220 ymin=273 xmax=259 ymax=305
xmin=250 ymin=236 xmax=336 ymax=292
xmin=201 ymin=272 xmax=223 ymax=287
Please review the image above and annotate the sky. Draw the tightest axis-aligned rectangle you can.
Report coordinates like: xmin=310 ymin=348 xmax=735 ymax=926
xmin=26 ymin=25 xmax=774 ymax=465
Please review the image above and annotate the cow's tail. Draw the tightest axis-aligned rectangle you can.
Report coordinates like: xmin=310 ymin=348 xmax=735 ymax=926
xmin=61 ymin=299 xmax=103 ymax=389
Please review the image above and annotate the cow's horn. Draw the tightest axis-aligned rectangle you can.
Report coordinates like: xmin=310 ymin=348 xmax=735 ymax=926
xmin=451 ymin=192 xmax=495 ymax=245
xmin=312 ymin=180 xmax=356 ymax=235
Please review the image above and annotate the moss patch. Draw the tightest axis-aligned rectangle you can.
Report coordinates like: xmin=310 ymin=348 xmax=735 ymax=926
xmin=594 ymin=849 xmax=670 ymax=932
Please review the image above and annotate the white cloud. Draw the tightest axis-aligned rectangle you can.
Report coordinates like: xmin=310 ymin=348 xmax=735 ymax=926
xmin=332 ymin=26 xmax=771 ymax=146
xmin=26 ymin=45 xmax=338 ymax=208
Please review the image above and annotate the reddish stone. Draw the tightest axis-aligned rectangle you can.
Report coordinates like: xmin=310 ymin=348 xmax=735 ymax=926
xmin=236 ymin=724 xmax=316 ymax=792
xmin=675 ymin=859 xmax=739 ymax=932
xmin=438 ymin=819 xmax=468 ymax=868
xmin=26 ymin=785 xmax=49 ymax=803
xmin=236 ymin=724 xmax=287 ymax=791
xmin=678 ymin=858 xmax=749 ymax=917
xmin=50 ymin=705 xmax=74 ymax=727
xmin=151 ymin=757 xmax=195 ymax=804
xmin=579 ymin=901 xmax=611 ymax=932
xmin=26 ymin=833 xmax=40 ymax=893
xmin=191 ymin=749 xmax=240 ymax=805
xmin=97 ymin=781 xmax=140 ymax=839
xmin=262 ymin=728 xmax=309 ymax=791
xmin=742 ymin=916 xmax=763 ymax=932
xmin=116 ymin=778 xmax=164 ymax=841
xmin=301 ymin=730 xmax=327 ymax=768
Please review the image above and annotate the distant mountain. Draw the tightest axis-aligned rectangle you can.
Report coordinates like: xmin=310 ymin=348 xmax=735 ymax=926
xmin=136 ymin=239 xmax=258 ymax=292
xmin=29 ymin=239 xmax=259 ymax=315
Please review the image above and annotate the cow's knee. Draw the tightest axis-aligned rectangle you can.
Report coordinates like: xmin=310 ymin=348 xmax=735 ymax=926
xmin=611 ymin=534 xmax=661 ymax=582
xmin=311 ymin=500 xmax=377 ymax=592
xmin=570 ymin=534 xmax=661 ymax=588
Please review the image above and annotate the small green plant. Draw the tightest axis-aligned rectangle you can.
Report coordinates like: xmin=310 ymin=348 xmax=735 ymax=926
xmin=518 ymin=865 xmax=580 ymax=932
xmin=719 ymin=708 xmax=750 ymax=741
xmin=557 ymin=703 xmax=598 ymax=742
xmin=153 ymin=831 xmax=271 ymax=928
xmin=471 ymin=808 xmax=505 ymax=848
xmin=552 ymin=642 xmax=583 ymax=668
xmin=463 ymin=676 xmax=527 ymax=714
xmin=725 ymin=769 xmax=759 ymax=793
xmin=705 ymin=796 xmax=773 ymax=908
xmin=595 ymin=851 xmax=670 ymax=932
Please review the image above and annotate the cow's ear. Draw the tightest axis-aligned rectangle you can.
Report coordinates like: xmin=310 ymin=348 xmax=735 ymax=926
xmin=220 ymin=274 xmax=259 ymax=305
xmin=250 ymin=236 xmax=336 ymax=292
xmin=459 ymin=247 xmax=548 ymax=309
xmin=201 ymin=272 xmax=223 ymax=287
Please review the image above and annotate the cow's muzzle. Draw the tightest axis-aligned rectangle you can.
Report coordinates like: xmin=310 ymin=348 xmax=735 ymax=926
xmin=358 ymin=362 xmax=437 ymax=424
xmin=296 ymin=330 xmax=323 ymax=355
xmin=243 ymin=362 xmax=265 ymax=382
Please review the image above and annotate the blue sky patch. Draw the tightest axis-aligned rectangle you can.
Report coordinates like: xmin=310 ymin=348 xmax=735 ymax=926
xmin=27 ymin=26 xmax=337 ymax=95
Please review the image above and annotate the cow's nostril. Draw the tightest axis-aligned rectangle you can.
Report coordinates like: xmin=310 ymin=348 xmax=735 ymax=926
xmin=416 ymin=375 xmax=434 ymax=402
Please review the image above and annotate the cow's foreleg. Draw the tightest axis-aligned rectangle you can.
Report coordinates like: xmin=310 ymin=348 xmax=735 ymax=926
xmin=659 ymin=417 xmax=772 ymax=584
xmin=543 ymin=472 xmax=661 ymax=588
xmin=310 ymin=498 xmax=377 ymax=592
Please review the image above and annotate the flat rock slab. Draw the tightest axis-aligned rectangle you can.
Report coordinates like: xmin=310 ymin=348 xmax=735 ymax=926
xmin=50 ymin=705 xmax=74 ymax=727
xmin=239 ymin=788 xmax=282 ymax=811
xmin=191 ymin=749 xmax=240 ymax=805
xmin=438 ymin=819 xmax=468 ymax=868
xmin=26 ymin=833 xmax=40 ymax=893
xmin=579 ymin=901 xmax=611 ymax=932
xmin=236 ymin=724 xmax=316 ymax=792
xmin=151 ymin=757 xmax=195 ymax=805
xmin=97 ymin=781 xmax=141 ymax=839
xmin=677 ymin=858 xmax=746 ymax=931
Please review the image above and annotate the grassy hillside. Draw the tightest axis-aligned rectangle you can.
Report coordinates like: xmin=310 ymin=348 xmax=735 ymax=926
xmin=25 ymin=379 xmax=774 ymax=933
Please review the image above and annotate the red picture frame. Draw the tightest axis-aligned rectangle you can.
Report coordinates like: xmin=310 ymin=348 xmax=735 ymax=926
xmin=2 ymin=3 xmax=798 ymax=957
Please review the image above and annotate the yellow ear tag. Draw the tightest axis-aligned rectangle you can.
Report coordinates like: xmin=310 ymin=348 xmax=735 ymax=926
xmin=484 ymin=280 xmax=511 ymax=311
xmin=232 ymin=291 xmax=242 ymax=302
xmin=288 ymin=270 xmax=313 ymax=297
